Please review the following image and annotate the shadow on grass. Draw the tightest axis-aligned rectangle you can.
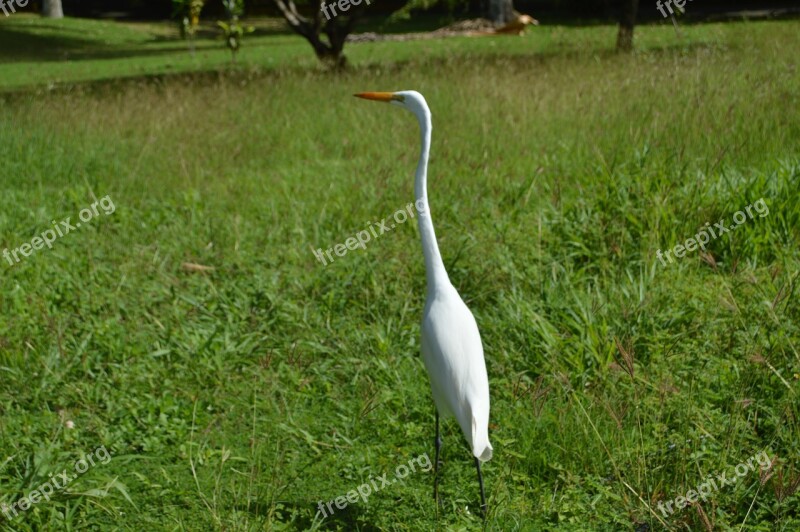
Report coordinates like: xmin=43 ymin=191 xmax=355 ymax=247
xmin=0 ymin=25 xmax=103 ymax=62
xmin=0 ymin=25 xmax=176 ymax=63
xmin=0 ymin=22 xmax=293 ymax=64
xmin=0 ymin=26 xmax=300 ymax=64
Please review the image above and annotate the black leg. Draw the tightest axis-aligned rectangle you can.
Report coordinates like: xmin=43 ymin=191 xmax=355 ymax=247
xmin=475 ymin=457 xmax=487 ymax=517
xmin=433 ymin=410 xmax=442 ymax=504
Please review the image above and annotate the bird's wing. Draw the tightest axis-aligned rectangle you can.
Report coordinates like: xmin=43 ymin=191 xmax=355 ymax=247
xmin=421 ymin=287 xmax=492 ymax=460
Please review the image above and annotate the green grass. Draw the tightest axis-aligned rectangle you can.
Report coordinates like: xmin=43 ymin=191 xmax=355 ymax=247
xmin=1 ymin=15 xmax=799 ymax=531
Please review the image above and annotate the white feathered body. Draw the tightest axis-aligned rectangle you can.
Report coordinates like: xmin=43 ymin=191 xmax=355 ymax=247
xmin=421 ymin=283 xmax=493 ymax=462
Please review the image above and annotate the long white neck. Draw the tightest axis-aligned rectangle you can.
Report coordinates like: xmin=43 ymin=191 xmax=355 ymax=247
xmin=414 ymin=108 xmax=450 ymax=295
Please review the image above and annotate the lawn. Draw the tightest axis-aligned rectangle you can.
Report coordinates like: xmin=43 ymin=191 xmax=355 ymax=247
xmin=0 ymin=14 xmax=799 ymax=531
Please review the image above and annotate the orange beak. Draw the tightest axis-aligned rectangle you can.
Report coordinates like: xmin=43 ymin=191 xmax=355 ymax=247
xmin=354 ymin=92 xmax=400 ymax=102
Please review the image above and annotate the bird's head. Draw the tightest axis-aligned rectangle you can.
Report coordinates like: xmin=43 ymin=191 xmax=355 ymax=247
xmin=519 ymin=14 xmax=539 ymax=26
xmin=355 ymin=91 xmax=429 ymax=119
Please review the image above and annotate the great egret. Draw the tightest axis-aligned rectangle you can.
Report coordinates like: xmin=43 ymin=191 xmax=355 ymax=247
xmin=355 ymin=91 xmax=493 ymax=515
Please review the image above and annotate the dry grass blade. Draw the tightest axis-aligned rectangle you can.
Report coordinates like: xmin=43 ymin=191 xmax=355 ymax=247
xmin=613 ymin=336 xmax=635 ymax=380
xmin=181 ymin=262 xmax=216 ymax=273
xmin=699 ymin=251 xmax=717 ymax=270
xmin=695 ymin=503 xmax=714 ymax=531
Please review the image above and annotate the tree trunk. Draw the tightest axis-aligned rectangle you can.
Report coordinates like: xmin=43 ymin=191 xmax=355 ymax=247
xmin=488 ymin=0 xmax=515 ymax=25
xmin=272 ymin=0 xmax=359 ymax=69
xmin=616 ymin=0 xmax=639 ymax=52
xmin=42 ymin=0 xmax=64 ymax=18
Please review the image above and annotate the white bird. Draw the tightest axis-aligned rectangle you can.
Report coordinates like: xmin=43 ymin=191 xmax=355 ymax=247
xmin=355 ymin=91 xmax=492 ymax=515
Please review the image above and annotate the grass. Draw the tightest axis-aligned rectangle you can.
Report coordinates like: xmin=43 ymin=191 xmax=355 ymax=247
xmin=0 ymin=14 xmax=799 ymax=531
